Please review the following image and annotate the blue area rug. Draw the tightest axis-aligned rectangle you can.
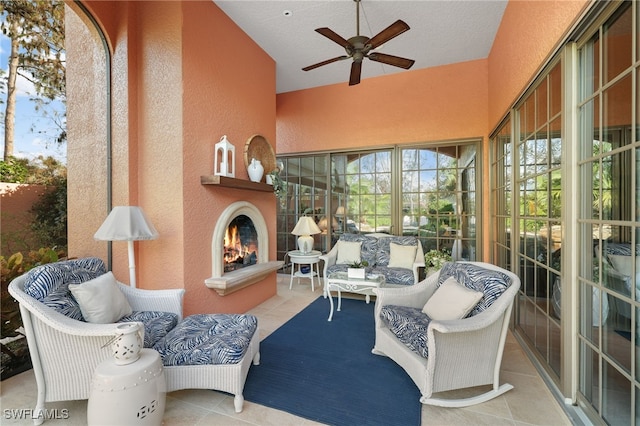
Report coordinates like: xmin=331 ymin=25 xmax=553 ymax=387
xmin=243 ymin=296 xmax=421 ymax=426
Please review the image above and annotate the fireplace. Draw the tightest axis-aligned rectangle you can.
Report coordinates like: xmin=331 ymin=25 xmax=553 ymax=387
xmin=205 ymin=201 xmax=283 ymax=295
xmin=224 ymin=214 xmax=259 ymax=272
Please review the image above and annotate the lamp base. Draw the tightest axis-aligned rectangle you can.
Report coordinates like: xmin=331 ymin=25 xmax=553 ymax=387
xmin=297 ymin=235 xmax=314 ymax=254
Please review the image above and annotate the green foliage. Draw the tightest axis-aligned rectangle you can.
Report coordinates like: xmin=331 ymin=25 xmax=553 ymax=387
xmin=424 ymin=249 xmax=452 ymax=269
xmin=0 ymin=156 xmax=29 ymax=182
xmin=0 ymin=0 xmax=66 ymax=99
xmin=30 ymin=178 xmax=67 ymax=250
xmin=0 ymin=155 xmax=66 ymax=184
xmin=268 ymin=170 xmax=286 ymax=199
xmin=1 ymin=248 xmax=64 ymax=379
xmin=348 ymin=260 xmax=369 ymax=268
xmin=1 ymin=0 xmax=66 ymax=159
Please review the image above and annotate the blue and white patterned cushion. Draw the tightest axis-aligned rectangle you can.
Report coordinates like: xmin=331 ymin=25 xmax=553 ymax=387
xmin=371 ymin=266 xmax=415 ymax=286
xmin=24 ymin=257 xmax=107 ymax=299
xmin=119 ymin=311 xmax=179 ymax=348
xmin=601 ymin=243 xmax=640 ymax=257
xmin=380 ymin=305 xmax=431 ymax=358
xmin=375 ymin=236 xmax=417 ymax=267
xmin=40 ymin=285 xmax=85 ymax=320
xmin=154 ymin=314 xmax=258 ymax=366
xmin=437 ymin=262 xmax=510 ymax=316
xmin=23 ymin=258 xmax=107 ymax=321
xmin=338 ymin=234 xmax=379 ymax=266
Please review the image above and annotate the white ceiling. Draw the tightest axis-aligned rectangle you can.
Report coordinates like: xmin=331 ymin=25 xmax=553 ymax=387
xmin=214 ymin=0 xmax=508 ymax=94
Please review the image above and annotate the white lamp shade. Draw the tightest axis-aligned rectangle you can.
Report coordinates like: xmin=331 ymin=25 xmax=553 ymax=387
xmin=94 ymin=206 xmax=159 ymax=241
xmin=291 ymin=216 xmax=321 ymax=236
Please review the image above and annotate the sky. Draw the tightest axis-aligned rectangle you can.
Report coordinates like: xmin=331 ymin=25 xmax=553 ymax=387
xmin=0 ymin=31 xmax=67 ymax=163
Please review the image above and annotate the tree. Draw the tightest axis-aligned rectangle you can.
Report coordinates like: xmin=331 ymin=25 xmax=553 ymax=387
xmin=1 ymin=0 xmax=65 ymax=161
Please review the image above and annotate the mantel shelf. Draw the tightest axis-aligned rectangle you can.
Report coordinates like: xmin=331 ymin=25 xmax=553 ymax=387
xmin=205 ymin=261 xmax=284 ymax=295
xmin=200 ymin=175 xmax=273 ymax=192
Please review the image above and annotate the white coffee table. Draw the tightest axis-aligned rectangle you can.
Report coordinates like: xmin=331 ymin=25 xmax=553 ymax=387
xmin=326 ymin=272 xmax=385 ymax=321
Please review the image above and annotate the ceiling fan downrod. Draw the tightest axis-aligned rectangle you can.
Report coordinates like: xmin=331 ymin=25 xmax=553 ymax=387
xmin=355 ymin=0 xmax=361 ymax=36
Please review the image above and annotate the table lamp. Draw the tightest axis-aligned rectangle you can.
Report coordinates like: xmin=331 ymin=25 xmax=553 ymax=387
xmin=291 ymin=216 xmax=321 ymax=254
xmin=94 ymin=206 xmax=159 ymax=288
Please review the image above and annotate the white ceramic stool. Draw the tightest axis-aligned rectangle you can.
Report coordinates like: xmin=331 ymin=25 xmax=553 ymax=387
xmin=88 ymin=349 xmax=166 ymax=425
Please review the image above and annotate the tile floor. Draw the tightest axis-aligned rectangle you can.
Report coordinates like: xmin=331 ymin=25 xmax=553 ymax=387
xmin=1 ymin=274 xmax=572 ymax=425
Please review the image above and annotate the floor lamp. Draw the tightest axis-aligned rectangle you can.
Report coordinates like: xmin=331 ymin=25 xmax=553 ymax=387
xmin=94 ymin=206 xmax=158 ymax=288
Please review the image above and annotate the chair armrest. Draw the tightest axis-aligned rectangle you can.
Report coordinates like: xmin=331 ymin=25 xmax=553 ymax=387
xmin=118 ymin=282 xmax=185 ymax=319
xmin=373 ymin=274 xmax=439 ymax=329
xmin=319 ymin=245 xmax=339 ymax=278
xmin=412 ymin=240 xmax=426 ymax=283
xmin=10 ymin=277 xmax=139 ymax=337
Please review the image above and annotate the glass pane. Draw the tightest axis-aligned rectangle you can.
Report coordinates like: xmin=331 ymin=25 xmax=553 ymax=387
xmin=524 ymin=96 xmax=536 ymax=137
xmin=549 ymin=62 xmax=562 ymax=117
xmin=536 ymin=79 xmax=548 ymax=127
xmin=549 ymin=320 xmax=561 ymax=376
xmin=602 ymin=361 xmax=632 ymax=425
xmin=603 ymin=74 xmax=632 ymax=143
xmin=602 ymin=2 xmax=632 ymax=84
xmin=579 ymin=34 xmax=599 ymax=101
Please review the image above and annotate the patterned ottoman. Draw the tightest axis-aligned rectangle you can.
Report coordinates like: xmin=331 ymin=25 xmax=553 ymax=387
xmin=153 ymin=313 xmax=260 ymax=412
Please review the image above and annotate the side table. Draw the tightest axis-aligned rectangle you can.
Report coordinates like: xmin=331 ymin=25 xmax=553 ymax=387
xmin=88 ymin=349 xmax=166 ymax=425
xmin=287 ymin=250 xmax=322 ymax=291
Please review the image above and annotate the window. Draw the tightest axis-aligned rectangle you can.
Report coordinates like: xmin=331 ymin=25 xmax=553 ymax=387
xmin=276 ymin=142 xmax=479 ymax=265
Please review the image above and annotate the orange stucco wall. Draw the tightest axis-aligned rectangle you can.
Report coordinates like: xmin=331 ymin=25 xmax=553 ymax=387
xmin=0 ymin=184 xmax=50 ymax=255
xmin=487 ymin=0 xmax=589 ymax=128
xmin=277 ymin=59 xmax=488 ymax=153
xmin=66 ymin=0 xmax=589 ymax=311
xmin=70 ymin=0 xmax=277 ymax=315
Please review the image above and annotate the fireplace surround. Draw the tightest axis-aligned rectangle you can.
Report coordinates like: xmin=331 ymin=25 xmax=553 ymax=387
xmin=205 ymin=201 xmax=283 ymax=295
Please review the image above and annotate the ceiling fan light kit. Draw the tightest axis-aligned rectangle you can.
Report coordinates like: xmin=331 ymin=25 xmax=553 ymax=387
xmin=302 ymin=0 xmax=415 ymax=86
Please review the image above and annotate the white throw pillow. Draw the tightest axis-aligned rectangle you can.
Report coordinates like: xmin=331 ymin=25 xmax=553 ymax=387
xmin=422 ymin=276 xmax=483 ymax=321
xmin=336 ymin=240 xmax=362 ymax=264
xmin=387 ymin=243 xmax=417 ymax=269
xmin=608 ymin=254 xmax=640 ymax=284
xmin=69 ymin=271 xmax=133 ymax=323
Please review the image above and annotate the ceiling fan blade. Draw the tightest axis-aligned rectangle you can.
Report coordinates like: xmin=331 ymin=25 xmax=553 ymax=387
xmin=349 ymin=61 xmax=362 ymax=86
xmin=302 ymin=56 xmax=349 ymax=71
xmin=368 ymin=52 xmax=415 ymax=69
xmin=366 ymin=20 xmax=410 ymax=50
xmin=315 ymin=27 xmax=352 ymax=49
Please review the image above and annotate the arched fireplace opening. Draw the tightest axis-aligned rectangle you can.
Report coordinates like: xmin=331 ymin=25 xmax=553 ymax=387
xmin=205 ymin=201 xmax=283 ymax=295
xmin=224 ymin=214 xmax=258 ymax=272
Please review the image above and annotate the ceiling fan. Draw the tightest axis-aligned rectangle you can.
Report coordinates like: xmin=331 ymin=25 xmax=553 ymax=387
xmin=302 ymin=0 xmax=415 ymax=86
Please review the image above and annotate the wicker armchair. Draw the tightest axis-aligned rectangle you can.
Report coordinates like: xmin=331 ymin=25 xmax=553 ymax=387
xmin=8 ymin=272 xmax=185 ymax=425
xmin=372 ymin=261 xmax=520 ymax=407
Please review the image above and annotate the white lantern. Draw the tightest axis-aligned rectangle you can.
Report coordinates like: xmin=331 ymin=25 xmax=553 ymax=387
xmin=214 ymin=135 xmax=235 ymax=177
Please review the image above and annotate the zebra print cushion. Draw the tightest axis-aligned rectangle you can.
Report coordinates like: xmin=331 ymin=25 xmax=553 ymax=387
xmin=375 ymin=236 xmax=417 ymax=267
xmin=380 ymin=305 xmax=431 ymax=358
xmin=602 ymin=243 xmax=639 ymax=257
xmin=23 ymin=258 xmax=107 ymax=321
xmin=119 ymin=311 xmax=179 ymax=348
xmin=437 ymin=262 xmax=510 ymax=316
xmin=154 ymin=314 xmax=258 ymax=366
xmin=338 ymin=234 xmax=379 ymax=266
xmin=40 ymin=285 xmax=85 ymax=321
xmin=371 ymin=266 xmax=415 ymax=286
xmin=24 ymin=257 xmax=107 ymax=300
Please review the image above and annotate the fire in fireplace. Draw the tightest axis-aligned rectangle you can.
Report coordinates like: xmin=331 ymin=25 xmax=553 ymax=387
xmin=224 ymin=214 xmax=258 ymax=272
